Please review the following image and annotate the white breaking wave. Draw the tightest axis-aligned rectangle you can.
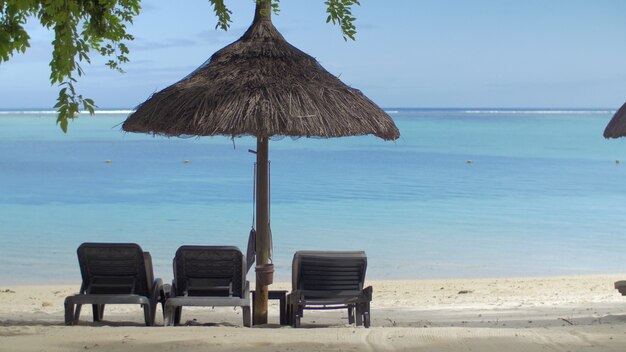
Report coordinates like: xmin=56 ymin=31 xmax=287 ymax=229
xmin=384 ymin=110 xmax=400 ymax=114
xmin=0 ymin=109 xmax=135 ymax=115
xmin=462 ymin=109 xmax=614 ymax=115
xmin=90 ymin=109 xmax=135 ymax=114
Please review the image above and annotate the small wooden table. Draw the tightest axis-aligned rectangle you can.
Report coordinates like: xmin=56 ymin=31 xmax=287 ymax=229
xmin=252 ymin=290 xmax=288 ymax=325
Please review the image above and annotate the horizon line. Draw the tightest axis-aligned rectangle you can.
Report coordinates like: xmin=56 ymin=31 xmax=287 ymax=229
xmin=0 ymin=106 xmax=618 ymax=112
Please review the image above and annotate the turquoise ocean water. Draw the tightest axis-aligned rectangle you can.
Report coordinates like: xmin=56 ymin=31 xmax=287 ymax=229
xmin=1 ymin=108 xmax=626 ymax=284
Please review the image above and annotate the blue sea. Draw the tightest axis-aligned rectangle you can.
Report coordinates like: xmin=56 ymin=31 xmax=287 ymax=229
xmin=1 ymin=108 xmax=626 ymax=285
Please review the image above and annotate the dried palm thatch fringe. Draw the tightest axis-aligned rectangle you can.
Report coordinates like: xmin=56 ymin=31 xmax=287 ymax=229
xmin=122 ymin=10 xmax=400 ymax=141
xmin=604 ymin=101 xmax=626 ymax=138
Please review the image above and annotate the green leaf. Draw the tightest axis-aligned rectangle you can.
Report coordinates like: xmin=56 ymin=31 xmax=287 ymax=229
xmin=210 ymin=0 xmax=232 ymax=31
xmin=58 ymin=116 xmax=69 ymax=133
xmin=324 ymin=0 xmax=360 ymax=41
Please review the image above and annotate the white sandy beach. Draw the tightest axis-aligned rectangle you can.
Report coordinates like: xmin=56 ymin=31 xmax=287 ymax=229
xmin=1 ymin=275 xmax=626 ymax=351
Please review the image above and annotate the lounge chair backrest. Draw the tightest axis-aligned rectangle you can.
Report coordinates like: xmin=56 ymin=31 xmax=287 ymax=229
xmin=77 ymin=243 xmax=152 ymax=295
xmin=292 ymin=251 xmax=367 ymax=293
xmin=173 ymin=246 xmax=246 ymax=298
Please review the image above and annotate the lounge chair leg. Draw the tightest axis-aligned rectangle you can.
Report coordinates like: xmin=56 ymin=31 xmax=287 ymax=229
xmin=294 ymin=306 xmax=302 ymax=328
xmin=355 ymin=304 xmax=363 ymax=326
xmin=74 ymin=304 xmax=82 ymax=323
xmin=174 ymin=306 xmax=182 ymax=325
xmin=159 ymin=290 xmax=167 ymax=314
xmin=150 ymin=302 xmax=158 ymax=326
xmin=348 ymin=306 xmax=355 ymax=324
xmin=294 ymin=314 xmax=301 ymax=328
xmin=242 ymin=306 xmax=251 ymax=327
xmin=143 ymin=304 xmax=154 ymax=326
xmin=163 ymin=305 xmax=174 ymax=326
xmin=64 ymin=302 xmax=75 ymax=325
xmin=92 ymin=304 xmax=105 ymax=322
xmin=288 ymin=302 xmax=297 ymax=327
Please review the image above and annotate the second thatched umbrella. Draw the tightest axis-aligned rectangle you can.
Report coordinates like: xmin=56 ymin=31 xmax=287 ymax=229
xmin=604 ymin=102 xmax=626 ymax=138
xmin=123 ymin=1 xmax=399 ymax=325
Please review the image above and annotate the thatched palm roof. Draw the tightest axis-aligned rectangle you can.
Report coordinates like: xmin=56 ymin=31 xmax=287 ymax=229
xmin=122 ymin=9 xmax=399 ymax=141
xmin=604 ymin=102 xmax=626 ymax=138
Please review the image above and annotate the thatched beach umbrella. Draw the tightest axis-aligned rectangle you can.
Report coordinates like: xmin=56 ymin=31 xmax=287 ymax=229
xmin=604 ymin=102 xmax=626 ymax=138
xmin=123 ymin=1 xmax=399 ymax=324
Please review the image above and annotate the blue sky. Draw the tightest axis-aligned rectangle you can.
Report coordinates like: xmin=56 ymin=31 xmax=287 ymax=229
xmin=1 ymin=0 xmax=626 ymax=109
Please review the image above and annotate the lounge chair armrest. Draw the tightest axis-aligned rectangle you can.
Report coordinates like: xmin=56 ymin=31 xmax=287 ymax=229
xmin=362 ymin=286 xmax=373 ymax=301
xmin=79 ymin=282 xmax=88 ymax=295
xmin=616 ymin=281 xmax=626 ymax=295
xmin=288 ymin=290 xmax=304 ymax=302
xmin=286 ymin=290 xmax=301 ymax=309
xmin=151 ymin=278 xmax=164 ymax=302
xmin=168 ymin=281 xmax=178 ymax=298
xmin=162 ymin=283 xmax=171 ymax=300
xmin=244 ymin=281 xmax=250 ymax=299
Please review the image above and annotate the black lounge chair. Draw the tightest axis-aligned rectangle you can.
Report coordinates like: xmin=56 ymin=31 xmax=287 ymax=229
xmin=286 ymin=251 xmax=372 ymax=328
xmin=164 ymin=246 xmax=251 ymax=327
xmin=64 ymin=243 xmax=165 ymax=326
xmin=616 ymin=281 xmax=626 ymax=295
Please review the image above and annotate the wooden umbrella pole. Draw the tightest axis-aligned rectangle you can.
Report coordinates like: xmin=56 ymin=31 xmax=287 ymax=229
xmin=252 ymin=0 xmax=272 ymax=326
xmin=254 ymin=0 xmax=271 ymax=22
xmin=254 ymin=136 xmax=270 ymax=325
